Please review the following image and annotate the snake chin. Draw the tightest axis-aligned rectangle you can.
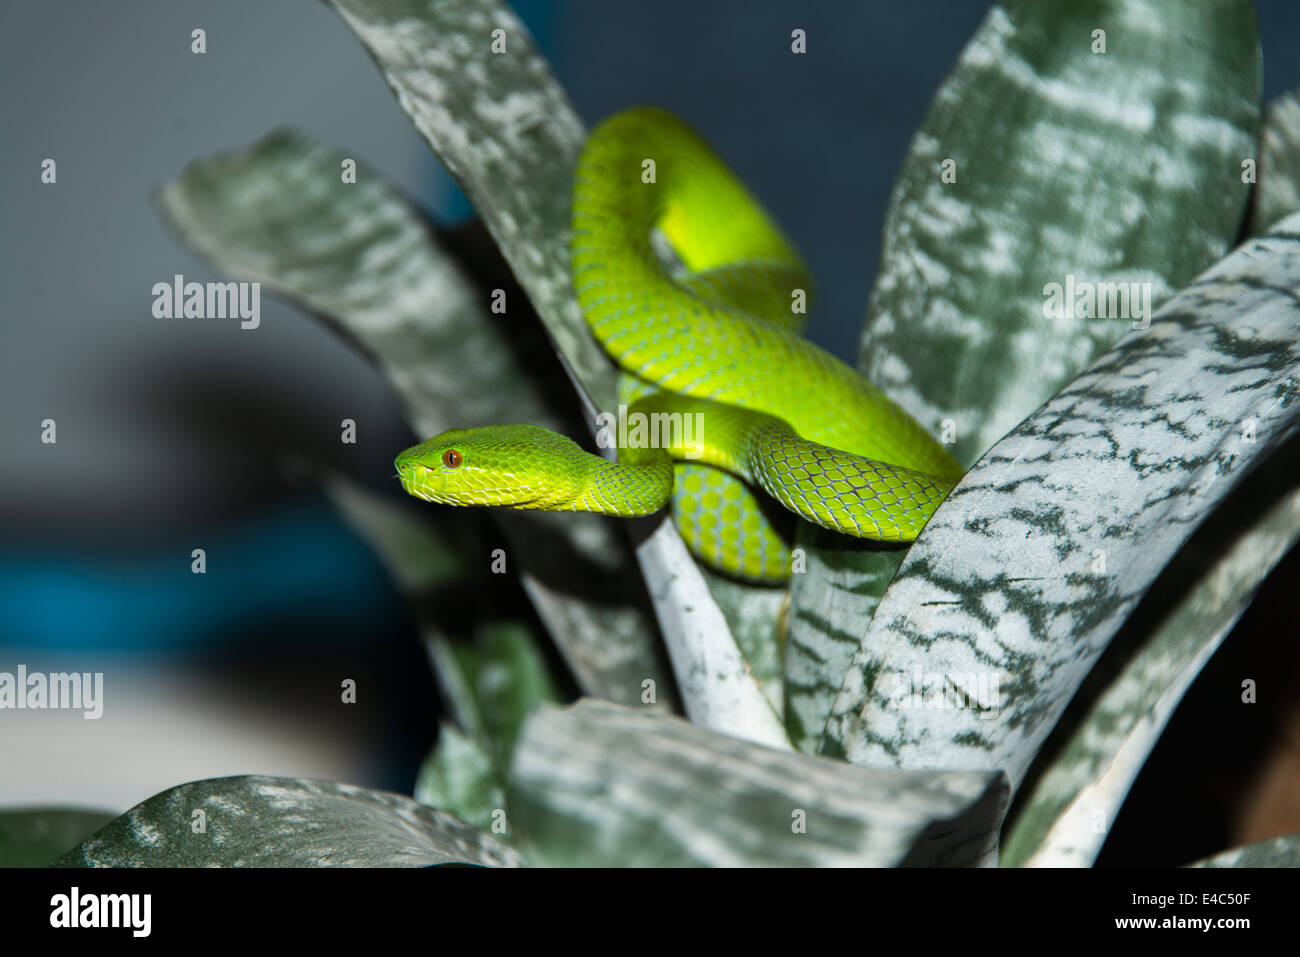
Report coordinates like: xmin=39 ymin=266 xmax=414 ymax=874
xmin=398 ymin=462 xmax=554 ymax=510
xmin=396 ymin=464 xmax=444 ymax=503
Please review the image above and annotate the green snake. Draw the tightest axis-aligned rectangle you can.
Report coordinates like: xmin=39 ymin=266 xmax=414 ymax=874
xmin=396 ymin=107 xmax=962 ymax=583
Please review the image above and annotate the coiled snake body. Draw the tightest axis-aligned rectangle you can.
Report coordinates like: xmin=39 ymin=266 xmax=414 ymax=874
xmin=397 ymin=108 xmax=961 ymax=582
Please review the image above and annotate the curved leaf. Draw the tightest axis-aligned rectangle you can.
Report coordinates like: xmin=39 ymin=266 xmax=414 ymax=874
xmin=630 ymin=518 xmax=789 ymax=748
xmin=1189 ymin=834 xmax=1300 ymax=867
xmin=700 ymin=567 xmax=785 ymax=714
xmin=1006 ymin=82 xmax=1300 ymax=868
xmin=429 ymin=619 xmax=563 ymax=769
xmin=415 ymin=723 xmax=504 ymax=832
xmin=510 ymin=700 xmax=1005 ymax=867
xmin=1004 ymin=439 xmax=1300 ymax=866
xmin=326 ymin=0 xmax=613 ymax=403
xmin=864 ymin=0 xmax=1259 ymax=463
xmin=787 ymin=0 xmax=1260 ymax=752
xmin=823 ymin=216 xmax=1300 ymax=792
xmin=1250 ymin=88 xmax=1300 ymax=235
xmin=55 ymin=776 xmax=523 ymax=867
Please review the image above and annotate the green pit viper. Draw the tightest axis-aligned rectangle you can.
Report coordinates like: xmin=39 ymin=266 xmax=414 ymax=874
xmin=396 ymin=107 xmax=962 ymax=583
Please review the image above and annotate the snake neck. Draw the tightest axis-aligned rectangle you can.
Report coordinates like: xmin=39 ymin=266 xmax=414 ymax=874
xmin=573 ymin=448 xmax=675 ymax=517
xmin=575 ymin=391 xmax=754 ymax=517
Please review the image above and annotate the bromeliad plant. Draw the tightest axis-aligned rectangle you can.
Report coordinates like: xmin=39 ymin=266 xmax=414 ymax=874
xmin=8 ymin=0 xmax=1300 ymax=867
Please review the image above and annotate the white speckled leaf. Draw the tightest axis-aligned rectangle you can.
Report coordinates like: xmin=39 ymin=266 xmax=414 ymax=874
xmin=864 ymin=0 xmax=1258 ymax=463
xmin=326 ymin=0 xmax=614 ymax=404
xmin=1250 ymin=88 xmax=1300 ymax=235
xmin=433 ymin=619 xmax=562 ymax=768
xmin=56 ymin=776 xmax=523 ymax=867
xmin=629 ymin=517 xmax=789 ymax=748
xmin=1189 ymin=833 xmax=1300 ymax=867
xmin=785 ymin=530 xmax=901 ymax=750
xmin=822 ymin=216 xmax=1300 ymax=792
xmin=993 ymin=97 xmax=1300 ymax=866
xmin=787 ymin=0 xmax=1260 ymax=753
xmin=699 ymin=567 xmax=785 ymax=714
xmin=158 ymin=128 xmax=672 ymax=708
xmin=1003 ymin=440 xmax=1300 ymax=866
xmin=326 ymin=0 xmax=780 ymax=741
xmin=510 ymin=700 xmax=1005 ymax=867
xmin=415 ymin=722 xmax=504 ymax=832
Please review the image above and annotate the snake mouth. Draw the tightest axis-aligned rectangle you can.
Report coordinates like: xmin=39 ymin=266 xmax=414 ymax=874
xmin=397 ymin=463 xmax=444 ymax=502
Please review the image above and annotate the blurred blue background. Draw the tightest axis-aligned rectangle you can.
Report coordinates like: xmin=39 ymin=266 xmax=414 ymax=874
xmin=2 ymin=1 xmax=1298 ymax=813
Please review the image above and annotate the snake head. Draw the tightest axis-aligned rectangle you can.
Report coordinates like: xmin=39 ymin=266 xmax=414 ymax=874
xmin=394 ymin=424 xmax=590 ymax=510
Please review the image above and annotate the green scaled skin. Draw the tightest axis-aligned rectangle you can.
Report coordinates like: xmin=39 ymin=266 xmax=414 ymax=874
xmin=397 ymin=107 xmax=962 ymax=583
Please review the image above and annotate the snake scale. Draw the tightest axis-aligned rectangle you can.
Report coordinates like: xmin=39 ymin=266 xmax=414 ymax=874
xmin=396 ymin=107 xmax=962 ymax=583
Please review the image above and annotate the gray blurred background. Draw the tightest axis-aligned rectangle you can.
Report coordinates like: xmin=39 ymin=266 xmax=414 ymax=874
xmin=2 ymin=1 xmax=1298 ymax=825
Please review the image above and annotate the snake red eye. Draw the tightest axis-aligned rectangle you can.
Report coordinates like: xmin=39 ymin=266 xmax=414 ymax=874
xmin=442 ymin=449 xmax=462 ymax=468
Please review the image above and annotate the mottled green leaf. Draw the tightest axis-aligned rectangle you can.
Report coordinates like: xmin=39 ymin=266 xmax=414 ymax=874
xmin=1003 ymin=438 xmax=1300 ymax=866
xmin=823 ymin=216 xmax=1300 ymax=793
xmin=56 ymin=776 xmax=523 ymax=867
xmin=630 ymin=517 xmax=789 ymax=748
xmin=159 ymin=127 xmax=673 ymax=708
xmin=700 ymin=567 xmax=785 ymax=714
xmin=788 ymin=0 xmax=1260 ymax=753
xmin=864 ymin=0 xmax=1258 ymax=462
xmin=1189 ymin=834 xmax=1300 ymax=867
xmin=1250 ymin=88 xmax=1300 ymax=235
xmin=510 ymin=699 xmax=1006 ymax=867
xmin=786 ymin=529 xmax=900 ymax=751
xmin=428 ymin=619 xmax=562 ymax=770
xmin=415 ymin=723 xmax=504 ymax=833
xmin=326 ymin=0 xmax=613 ymax=404
xmin=0 ymin=809 xmax=116 ymax=868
